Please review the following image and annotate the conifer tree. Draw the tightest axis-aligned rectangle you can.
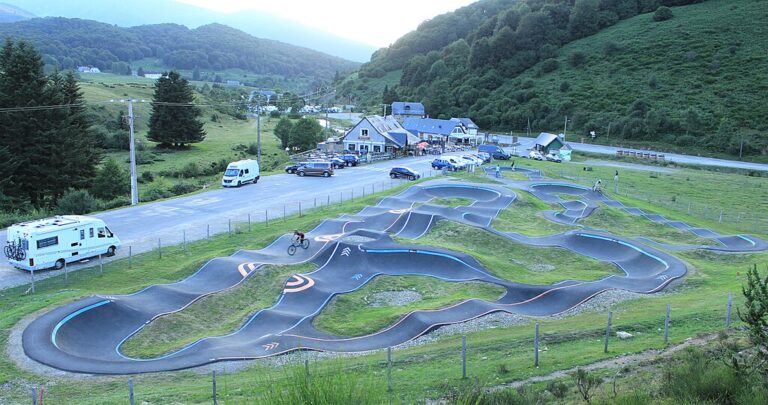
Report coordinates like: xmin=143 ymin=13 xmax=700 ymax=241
xmin=147 ymin=71 xmax=206 ymax=147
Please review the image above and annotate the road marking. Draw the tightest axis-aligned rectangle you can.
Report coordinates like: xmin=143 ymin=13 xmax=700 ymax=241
xmin=315 ymin=233 xmax=343 ymax=242
xmin=341 ymin=247 xmax=351 ymax=256
xmin=263 ymin=342 xmax=279 ymax=350
xmin=237 ymin=262 xmax=258 ymax=277
xmin=284 ymin=274 xmax=315 ymax=293
xmin=351 ymin=273 xmax=363 ymax=280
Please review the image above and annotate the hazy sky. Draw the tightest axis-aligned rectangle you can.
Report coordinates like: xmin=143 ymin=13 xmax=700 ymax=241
xmin=175 ymin=0 xmax=477 ymax=47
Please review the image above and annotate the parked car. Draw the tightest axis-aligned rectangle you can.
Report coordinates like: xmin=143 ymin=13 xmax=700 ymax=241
xmin=285 ymin=162 xmax=307 ymax=174
xmin=474 ymin=152 xmax=492 ymax=163
xmin=329 ymin=157 xmax=346 ymax=169
xmin=390 ymin=166 xmax=420 ymax=180
xmin=339 ymin=154 xmax=360 ymax=167
xmin=478 ymin=144 xmax=511 ymax=160
xmin=448 ymin=157 xmax=467 ymax=170
xmin=545 ymin=152 xmax=562 ymax=163
xmin=296 ymin=162 xmax=334 ymax=177
xmin=432 ymin=158 xmax=457 ymax=171
xmin=461 ymin=155 xmax=484 ymax=165
xmin=528 ymin=150 xmax=544 ymax=161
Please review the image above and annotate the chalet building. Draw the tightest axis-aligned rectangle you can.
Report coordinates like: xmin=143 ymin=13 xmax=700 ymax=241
xmin=343 ymin=115 xmax=420 ymax=155
xmin=402 ymin=117 xmax=483 ymax=148
xmin=391 ymin=101 xmax=425 ymax=122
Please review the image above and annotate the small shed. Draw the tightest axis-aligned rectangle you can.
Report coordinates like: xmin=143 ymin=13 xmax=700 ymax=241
xmin=534 ymin=133 xmax=566 ymax=154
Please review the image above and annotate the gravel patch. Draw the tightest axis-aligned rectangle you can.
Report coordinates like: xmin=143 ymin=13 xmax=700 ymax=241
xmin=529 ymin=263 xmax=556 ymax=272
xmin=547 ymin=289 xmax=646 ymax=320
xmin=366 ymin=290 xmax=422 ymax=307
xmin=341 ymin=235 xmax=377 ymax=244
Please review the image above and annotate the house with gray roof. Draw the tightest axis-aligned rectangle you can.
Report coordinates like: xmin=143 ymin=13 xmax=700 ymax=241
xmin=403 ymin=117 xmax=481 ymax=148
xmin=343 ymin=115 xmax=420 ymax=155
xmin=451 ymin=117 xmax=479 ymax=135
xmin=391 ymin=102 xmax=425 ymax=122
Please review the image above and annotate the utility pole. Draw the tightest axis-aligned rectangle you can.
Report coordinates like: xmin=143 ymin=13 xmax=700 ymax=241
xmin=127 ymin=98 xmax=138 ymax=205
xmin=256 ymin=96 xmax=261 ymax=164
xmin=739 ymin=135 xmax=744 ymax=160
xmin=563 ymin=116 xmax=568 ymax=141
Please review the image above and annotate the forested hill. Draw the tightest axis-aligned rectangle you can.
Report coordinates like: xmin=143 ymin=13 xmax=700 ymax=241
xmin=339 ymin=0 xmax=768 ymax=158
xmin=0 ymin=17 xmax=359 ymax=80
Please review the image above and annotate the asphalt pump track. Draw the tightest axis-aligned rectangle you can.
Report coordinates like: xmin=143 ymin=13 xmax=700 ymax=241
xmin=22 ymin=179 xmax=766 ymax=374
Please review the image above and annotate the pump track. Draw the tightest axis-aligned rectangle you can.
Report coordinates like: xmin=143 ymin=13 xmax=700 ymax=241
xmin=21 ymin=170 xmax=767 ymax=374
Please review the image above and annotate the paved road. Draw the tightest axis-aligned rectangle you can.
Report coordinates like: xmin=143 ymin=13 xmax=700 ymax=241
xmin=0 ymin=154 xmax=452 ymax=290
xmin=506 ymin=136 xmax=768 ymax=172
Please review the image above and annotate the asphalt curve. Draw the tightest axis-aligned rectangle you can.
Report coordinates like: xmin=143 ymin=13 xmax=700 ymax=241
xmin=22 ymin=179 xmax=766 ymax=374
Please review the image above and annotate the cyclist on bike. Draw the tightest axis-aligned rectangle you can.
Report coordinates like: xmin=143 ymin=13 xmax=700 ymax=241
xmin=293 ymin=230 xmax=306 ymax=244
xmin=593 ymin=178 xmax=603 ymax=193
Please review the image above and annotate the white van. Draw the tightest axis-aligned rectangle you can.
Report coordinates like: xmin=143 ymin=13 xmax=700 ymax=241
xmin=222 ymin=159 xmax=260 ymax=187
xmin=4 ymin=215 xmax=120 ymax=271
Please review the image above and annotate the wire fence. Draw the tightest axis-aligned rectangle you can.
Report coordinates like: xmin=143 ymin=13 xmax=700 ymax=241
xmin=18 ymin=294 xmax=739 ymax=404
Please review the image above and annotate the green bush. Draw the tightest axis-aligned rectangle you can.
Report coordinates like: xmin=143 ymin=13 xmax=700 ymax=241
xmin=653 ymin=6 xmax=674 ymax=22
xmin=539 ymin=58 xmax=560 ymax=74
xmin=92 ymin=158 xmax=130 ymax=199
xmin=247 ymin=142 xmax=259 ymax=155
xmin=97 ymin=197 xmax=131 ymax=211
xmin=140 ymin=171 xmax=154 ymax=183
xmin=568 ymin=51 xmax=588 ymax=68
xmin=57 ymin=189 xmax=97 ymax=215
xmin=169 ymin=181 xmax=197 ymax=195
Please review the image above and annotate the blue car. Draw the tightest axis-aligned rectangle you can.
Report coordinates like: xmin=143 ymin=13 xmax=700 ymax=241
xmin=431 ymin=158 xmax=462 ymax=171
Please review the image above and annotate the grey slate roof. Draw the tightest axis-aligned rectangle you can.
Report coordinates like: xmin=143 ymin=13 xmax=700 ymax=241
xmin=402 ymin=117 xmax=464 ymax=137
xmin=392 ymin=102 xmax=425 ymax=116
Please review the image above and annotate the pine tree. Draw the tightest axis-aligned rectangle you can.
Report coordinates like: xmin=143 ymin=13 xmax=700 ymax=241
xmin=91 ymin=158 xmax=130 ymax=199
xmin=147 ymin=71 xmax=206 ymax=147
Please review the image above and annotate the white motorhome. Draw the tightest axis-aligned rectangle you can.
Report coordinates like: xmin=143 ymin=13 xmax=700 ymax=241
xmin=221 ymin=159 xmax=260 ymax=187
xmin=4 ymin=215 xmax=120 ymax=271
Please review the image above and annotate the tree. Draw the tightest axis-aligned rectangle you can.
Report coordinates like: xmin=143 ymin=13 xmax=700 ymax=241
xmin=137 ymin=67 xmax=145 ymax=77
xmin=653 ymin=6 xmax=673 ymax=22
xmin=192 ymin=66 xmax=200 ymax=81
xmin=91 ymin=158 xmax=130 ymax=200
xmin=147 ymin=71 xmax=206 ymax=147
xmin=56 ymin=189 xmax=96 ymax=215
xmin=738 ymin=265 xmax=768 ymax=379
xmin=569 ymin=0 xmax=601 ymax=39
xmin=274 ymin=117 xmax=294 ymax=149
xmin=288 ymin=118 xmax=323 ymax=151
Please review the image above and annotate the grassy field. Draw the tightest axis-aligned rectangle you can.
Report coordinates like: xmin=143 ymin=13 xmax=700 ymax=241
xmin=1 ymin=156 xmax=767 ymax=403
xmin=581 ymin=205 xmax=713 ymax=246
xmin=121 ymin=262 xmax=317 ymax=359
xmin=426 ymin=197 xmax=474 ymax=208
xmin=409 ymin=221 xmax=621 ymax=285
xmin=492 ymin=191 xmax=575 ymax=236
xmin=313 ymin=276 xmax=505 ymax=337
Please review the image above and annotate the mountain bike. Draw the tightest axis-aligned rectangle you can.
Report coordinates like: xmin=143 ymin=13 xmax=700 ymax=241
xmin=287 ymin=236 xmax=310 ymax=256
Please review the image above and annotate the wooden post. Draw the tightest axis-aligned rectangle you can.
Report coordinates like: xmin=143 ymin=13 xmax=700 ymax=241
xmin=31 ymin=386 xmax=37 ymax=405
xmin=158 ymin=238 xmax=162 ymax=259
xmin=664 ymin=304 xmax=670 ymax=345
xmin=128 ymin=245 xmax=132 ymax=268
xmin=534 ymin=322 xmax=540 ymax=367
xmin=99 ymin=254 xmax=103 ymax=274
xmin=604 ymin=311 xmax=612 ymax=353
xmin=128 ymin=378 xmax=135 ymax=405
xmin=387 ymin=346 xmax=393 ymax=392
xmin=207 ymin=224 xmax=210 ymax=239
xmin=212 ymin=370 xmax=218 ymax=405
xmin=63 ymin=258 xmax=68 ymax=281
xmin=726 ymin=293 xmax=733 ymax=329
xmin=299 ymin=202 xmax=302 ymax=217
xmin=183 ymin=230 xmax=187 ymax=252
xmin=248 ymin=214 xmax=251 ymax=232
xmin=228 ymin=219 xmax=232 ymax=235
xmin=265 ymin=209 xmax=269 ymax=227
xmin=30 ymin=269 xmax=35 ymax=293
xmin=461 ymin=335 xmax=467 ymax=379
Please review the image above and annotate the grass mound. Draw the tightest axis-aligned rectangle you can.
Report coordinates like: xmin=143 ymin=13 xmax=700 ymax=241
xmin=313 ymin=275 xmax=505 ymax=337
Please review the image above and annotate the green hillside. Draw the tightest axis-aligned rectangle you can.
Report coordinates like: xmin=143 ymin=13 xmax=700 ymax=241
xmin=339 ymin=0 xmax=768 ymax=159
xmin=0 ymin=17 xmax=359 ymax=85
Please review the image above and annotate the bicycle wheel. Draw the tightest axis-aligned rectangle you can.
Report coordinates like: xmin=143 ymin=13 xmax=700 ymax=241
xmin=3 ymin=245 xmax=12 ymax=258
xmin=301 ymin=239 xmax=310 ymax=249
xmin=287 ymin=245 xmax=297 ymax=256
xmin=16 ymin=249 xmax=25 ymax=261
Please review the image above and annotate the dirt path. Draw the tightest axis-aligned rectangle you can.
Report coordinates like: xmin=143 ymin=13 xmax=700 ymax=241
xmin=488 ymin=333 xmax=718 ymax=392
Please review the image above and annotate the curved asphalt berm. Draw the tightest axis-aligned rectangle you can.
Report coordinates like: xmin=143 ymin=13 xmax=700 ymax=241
xmin=22 ymin=179 xmax=766 ymax=374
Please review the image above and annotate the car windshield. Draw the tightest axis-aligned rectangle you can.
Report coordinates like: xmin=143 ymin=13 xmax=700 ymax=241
xmin=224 ymin=169 xmax=239 ymax=176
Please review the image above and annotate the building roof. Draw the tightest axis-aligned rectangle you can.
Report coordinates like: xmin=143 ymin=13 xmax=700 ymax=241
xmin=450 ymin=117 xmax=479 ymax=129
xmin=344 ymin=115 xmax=418 ymax=148
xmin=402 ymin=117 xmax=464 ymax=137
xmin=391 ymin=102 xmax=425 ymax=116
xmin=534 ymin=132 xmax=563 ymax=147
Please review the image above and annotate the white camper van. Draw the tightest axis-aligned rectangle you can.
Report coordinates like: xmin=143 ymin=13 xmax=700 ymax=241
xmin=221 ymin=159 xmax=260 ymax=187
xmin=4 ymin=215 xmax=120 ymax=271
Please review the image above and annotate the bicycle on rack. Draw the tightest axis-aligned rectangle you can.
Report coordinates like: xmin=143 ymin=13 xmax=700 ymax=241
xmin=3 ymin=241 xmax=26 ymax=261
xmin=287 ymin=235 xmax=310 ymax=256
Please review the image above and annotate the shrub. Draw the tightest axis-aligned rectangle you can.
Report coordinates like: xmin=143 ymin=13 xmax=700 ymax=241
xmin=603 ymin=41 xmax=622 ymax=56
xmin=572 ymin=368 xmax=601 ymax=403
xmin=547 ymin=380 xmax=569 ymax=399
xmin=140 ymin=171 xmax=154 ymax=183
xmin=169 ymin=181 xmax=197 ymax=195
xmin=57 ymin=189 xmax=97 ymax=215
xmin=180 ymin=162 xmax=201 ymax=178
xmin=568 ymin=51 xmax=588 ymax=68
xmin=560 ymin=81 xmax=571 ymax=92
xmin=538 ymin=58 xmax=559 ymax=74
xmin=97 ymin=197 xmax=131 ymax=211
xmin=92 ymin=158 xmax=130 ymax=200
xmin=247 ymin=142 xmax=259 ymax=155
xmin=653 ymin=6 xmax=673 ymax=21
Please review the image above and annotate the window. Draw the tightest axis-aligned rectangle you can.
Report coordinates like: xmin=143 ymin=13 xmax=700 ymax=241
xmin=360 ymin=128 xmax=369 ymax=139
xmin=98 ymin=227 xmax=106 ymax=238
xmin=37 ymin=236 xmax=58 ymax=249
xmin=89 ymin=228 xmax=94 ymax=238
xmin=244 ymin=169 xmax=249 ymax=174
xmin=373 ymin=145 xmax=381 ymax=153
xmin=80 ymin=230 xmax=85 ymax=240
xmin=348 ymin=144 xmax=356 ymax=151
